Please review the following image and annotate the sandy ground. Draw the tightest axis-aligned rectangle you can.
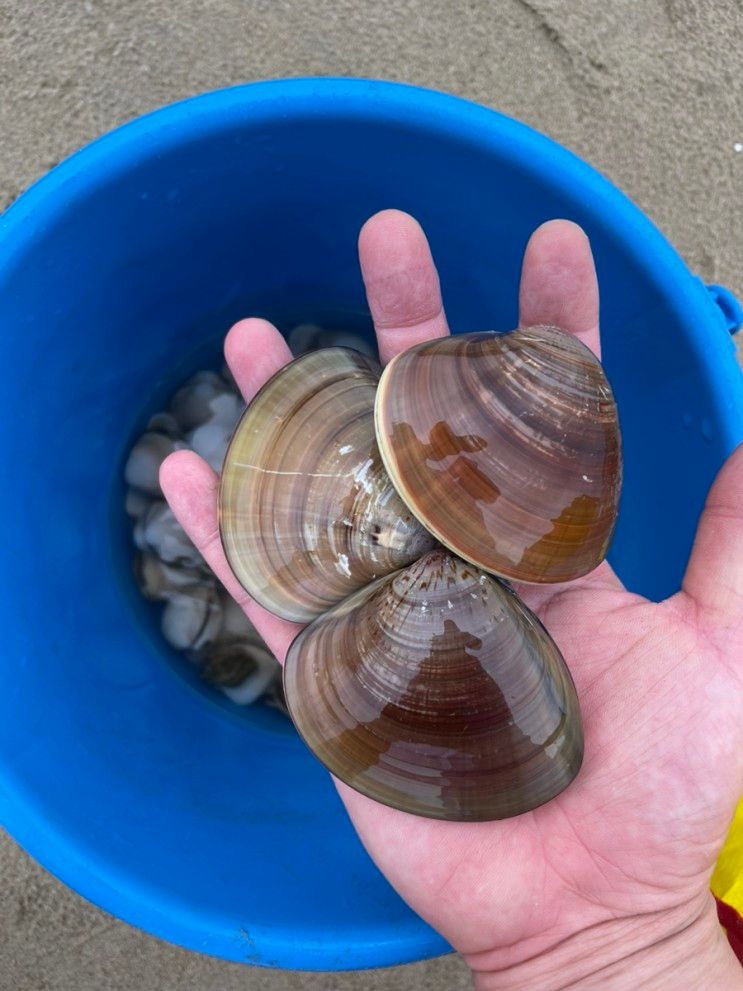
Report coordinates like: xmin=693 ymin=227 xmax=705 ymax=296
xmin=1 ymin=1 xmax=741 ymax=989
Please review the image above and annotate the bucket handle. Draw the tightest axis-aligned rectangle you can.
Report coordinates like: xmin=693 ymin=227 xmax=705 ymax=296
xmin=706 ymin=283 xmax=743 ymax=336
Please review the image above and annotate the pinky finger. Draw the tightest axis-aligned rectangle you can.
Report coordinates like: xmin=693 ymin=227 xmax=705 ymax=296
xmin=159 ymin=449 xmax=301 ymax=663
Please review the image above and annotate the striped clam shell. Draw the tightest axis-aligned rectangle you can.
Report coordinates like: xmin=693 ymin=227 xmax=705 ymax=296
xmin=284 ymin=549 xmax=584 ymax=821
xmin=374 ymin=326 xmax=622 ymax=584
xmin=219 ymin=348 xmax=435 ymax=623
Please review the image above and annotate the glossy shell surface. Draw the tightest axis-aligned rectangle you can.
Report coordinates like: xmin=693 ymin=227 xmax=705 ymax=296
xmin=219 ymin=348 xmax=435 ymax=622
xmin=284 ymin=549 xmax=583 ymax=821
xmin=375 ymin=327 xmax=622 ymax=584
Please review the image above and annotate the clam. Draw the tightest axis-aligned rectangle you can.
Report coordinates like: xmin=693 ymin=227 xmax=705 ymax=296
xmin=201 ymin=639 xmax=280 ymax=705
xmin=134 ymin=551 xmax=210 ymax=601
xmin=169 ymin=370 xmax=227 ymax=431
xmin=217 ymin=326 xmax=621 ymax=818
xmin=126 ymin=487 xmax=151 ymax=520
xmin=186 ymin=391 xmax=244 ymax=473
xmin=125 ymin=431 xmax=183 ymax=496
xmin=284 ymin=549 xmax=583 ymax=821
xmin=140 ymin=501 xmax=206 ymax=569
xmin=219 ymin=348 xmax=436 ymax=623
xmin=160 ymin=585 xmax=222 ymax=652
xmin=375 ymin=327 xmax=622 ymax=584
xmin=147 ymin=411 xmax=181 ymax=437
xmin=127 ymin=363 xmax=283 ymax=708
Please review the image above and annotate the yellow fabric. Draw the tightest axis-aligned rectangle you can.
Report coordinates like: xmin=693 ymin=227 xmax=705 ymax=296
xmin=712 ymin=799 xmax=743 ymax=913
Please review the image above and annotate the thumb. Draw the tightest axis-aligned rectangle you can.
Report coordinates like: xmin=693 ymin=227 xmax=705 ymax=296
xmin=680 ymin=442 xmax=743 ymax=637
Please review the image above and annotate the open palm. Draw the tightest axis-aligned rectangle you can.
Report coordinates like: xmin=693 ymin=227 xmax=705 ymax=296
xmin=162 ymin=211 xmax=743 ymax=988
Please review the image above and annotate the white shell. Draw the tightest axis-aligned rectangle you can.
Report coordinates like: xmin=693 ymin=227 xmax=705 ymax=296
xmin=219 ymin=645 xmax=278 ymax=705
xmin=147 ymin=411 xmax=181 ymax=436
xmin=187 ymin=422 xmax=229 ymax=472
xmin=208 ymin=391 xmax=243 ymax=423
xmin=135 ymin=552 xmax=211 ymax=601
xmin=161 ymin=586 xmax=222 ymax=651
xmin=220 ymin=593 xmax=258 ymax=640
xmin=169 ymin=371 xmax=227 ymax=431
xmin=185 ymin=392 xmax=243 ymax=472
xmin=125 ymin=488 xmax=151 ymax=519
xmin=132 ymin=516 xmax=148 ymax=551
xmin=124 ymin=432 xmax=180 ymax=495
xmin=141 ymin=501 xmax=204 ymax=568
xmin=126 ymin=358 xmax=309 ymax=710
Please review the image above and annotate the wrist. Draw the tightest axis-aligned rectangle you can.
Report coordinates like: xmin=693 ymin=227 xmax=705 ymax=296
xmin=469 ymin=897 xmax=743 ymax=991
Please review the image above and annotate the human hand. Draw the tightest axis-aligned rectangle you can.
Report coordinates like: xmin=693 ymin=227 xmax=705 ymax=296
xmin=161 ymin=210 xmax=743 ymax=990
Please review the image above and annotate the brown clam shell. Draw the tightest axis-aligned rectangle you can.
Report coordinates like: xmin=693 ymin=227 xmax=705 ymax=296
xmin=374 ymin=326 xmax=622 ymax=584
xmin=284 ymin=549 xmax=583 ymax=821
xmin=219 ymin=348 xmax=435 ymax=623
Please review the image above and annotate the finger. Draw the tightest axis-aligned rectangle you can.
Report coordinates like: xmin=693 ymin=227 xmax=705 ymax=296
xmin=224 ymin=318 xmax=293 ymax=404
xmin=519 ymin=220 xmax=601 ymax=358
xmin=159 ymin=449 xmax=301 ymax=663
xmin=678 ymin=443 xmax=743 ymax=637
xmin=358 ymin=209 xmax=449 ymax=364
xmin=518 ymin=221 xmax=624 ymax=597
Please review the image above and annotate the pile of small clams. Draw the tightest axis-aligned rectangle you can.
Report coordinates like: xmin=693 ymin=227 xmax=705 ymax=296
xmin=125 ymin=324 xmax=373 ymax=710
xmin=219 ymin=327 xmax=622 ymax=821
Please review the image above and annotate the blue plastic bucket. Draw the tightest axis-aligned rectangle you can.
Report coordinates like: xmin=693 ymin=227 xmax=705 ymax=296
xmin=0 ymin=79 xmax=741 ymax=971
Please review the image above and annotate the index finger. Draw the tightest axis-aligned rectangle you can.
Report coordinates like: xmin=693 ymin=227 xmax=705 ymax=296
xmin=519 ymin=219 xmax=601 ymax=358
xmin=358 ymin=209 xmax=450 ymax=364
